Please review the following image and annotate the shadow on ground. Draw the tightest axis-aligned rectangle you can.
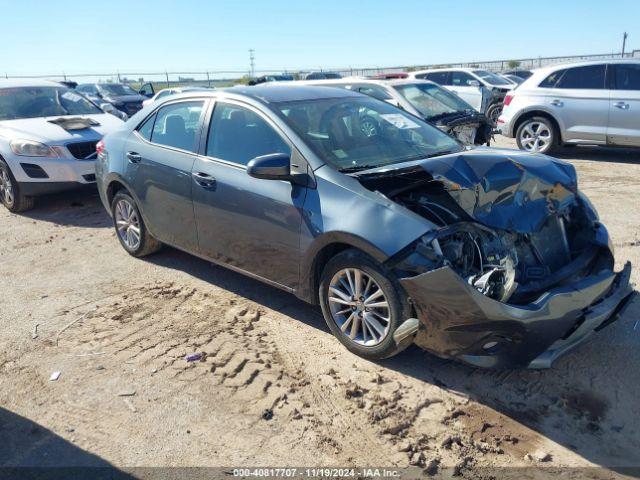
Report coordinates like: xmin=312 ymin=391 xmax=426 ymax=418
xmin=149 ymin=246 xmax=640 ymax=475
xmin=0 ymin=407 xmax=134 ymax=479
xmin=20 ymin=188 xmax=111 ymax=229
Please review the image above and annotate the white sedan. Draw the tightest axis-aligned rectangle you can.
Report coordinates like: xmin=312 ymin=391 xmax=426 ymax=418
xmin=0 ymin=79 xmax=124 ymax=212
xmin=142 ymin=87 xmax=211 ymax=107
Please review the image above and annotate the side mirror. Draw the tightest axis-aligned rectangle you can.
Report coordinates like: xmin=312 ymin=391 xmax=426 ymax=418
xmin=247 ymin=153 xmax=291 ymax=180
xmin=468 ymin=80 xmax=481 ymax=87
xmin=100 ymin=103 xmax=115 ymax=114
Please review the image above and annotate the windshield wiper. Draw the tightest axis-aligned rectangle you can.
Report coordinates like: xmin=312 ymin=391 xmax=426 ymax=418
xmin=339 ymin=164 xmax=381 ymax=173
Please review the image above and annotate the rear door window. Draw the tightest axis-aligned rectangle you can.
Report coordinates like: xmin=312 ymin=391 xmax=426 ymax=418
xmin=612 ymin=63 xmax=640 ymax=90
xmin=137 ymin=114 xmax=156 ymax=141
xmin=539 ymin=70 xmax=565 ymax=88
xmin=149 ymin=101 xmax=205 ymax=152
xmin=423 ymin=71 xmax=451 ymax=85
xmin=555 ymin=65 xmax=606 ymax=89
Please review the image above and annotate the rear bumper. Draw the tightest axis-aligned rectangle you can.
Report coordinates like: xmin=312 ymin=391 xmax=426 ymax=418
xmin=400 ymin=260 xmax=633 ymax=369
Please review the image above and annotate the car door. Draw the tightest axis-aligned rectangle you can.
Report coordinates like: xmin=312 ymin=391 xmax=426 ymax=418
xmin=545 ymin=64 xmax=609 ymax=143
xmin=126 ymin=99 xmax=206 ymax=252
xmin=608 ymin=63 xmax=640 ymax=146
xmin=191 ymin=100 xmax=306 ymax=289
xmin=449 ymin=71 xmax=483 ymax=110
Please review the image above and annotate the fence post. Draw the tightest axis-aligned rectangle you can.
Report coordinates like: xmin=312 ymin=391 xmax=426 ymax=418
xmin=165 ymin=71 xmax=170 ymax=88
xmin=206 ymin=71 xmax=211 ymax=88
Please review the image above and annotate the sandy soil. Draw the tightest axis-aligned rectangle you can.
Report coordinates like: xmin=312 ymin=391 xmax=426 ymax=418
xmin=1 ymin=137 xmax=639 ymax=477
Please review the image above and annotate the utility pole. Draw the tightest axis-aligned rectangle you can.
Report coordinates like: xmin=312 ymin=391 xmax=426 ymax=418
xmin=249 ymin=49 xmax=255 ymax=78
xmin=622 ymin=32 xmax=628 ymax=57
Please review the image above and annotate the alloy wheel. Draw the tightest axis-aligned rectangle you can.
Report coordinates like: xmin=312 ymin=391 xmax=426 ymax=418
xmin=0 ymin=169 xmax=14 ymax=206
xmin=115 ymin=199 xmax=141 ymax=250
xmin=519 ymin=121 xmax=552 ymax=152
xmin=328 ymin=268 xmax=391 ymax=347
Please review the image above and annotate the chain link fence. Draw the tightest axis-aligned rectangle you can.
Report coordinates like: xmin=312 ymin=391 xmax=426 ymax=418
xmin=4 ymin=50 xmax=639 ymax=88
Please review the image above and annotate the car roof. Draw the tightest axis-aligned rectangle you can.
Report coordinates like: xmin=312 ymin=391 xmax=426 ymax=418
xmin=532 ymin=57 xmax=640 ymax=74
xmin=410 ymin=67 xmax=479 ymax=75
xmin=0 ymin=78 xmax=66 ymax=89
xmin=222 ymin=84 xmax=360 ymax=103
xmin=271 ymin=77 xmax=437 ymax=89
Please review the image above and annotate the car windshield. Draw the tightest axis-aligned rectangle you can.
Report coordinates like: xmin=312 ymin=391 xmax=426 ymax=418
xmin=276 ymin=96 xmax=462 ymax=172
xmin=0 ymin=86 xmax=103 ymax=121
xmin=472 ymin=70 xmax=512 ymax=86
xmin=393 ymin=82 xmax=474 ymax=119
xmin=98 ymin=84 xmax=138 ymax=96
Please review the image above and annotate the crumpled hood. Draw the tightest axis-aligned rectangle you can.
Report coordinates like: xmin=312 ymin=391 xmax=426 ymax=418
xmin=0 ymin=114 xmax=124 ymax=145
xmin=357 ymin=148 xmax=578 ymax=233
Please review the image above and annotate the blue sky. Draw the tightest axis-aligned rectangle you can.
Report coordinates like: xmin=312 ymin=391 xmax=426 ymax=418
xmin=1 ymin=0 xmax=638 ymax=75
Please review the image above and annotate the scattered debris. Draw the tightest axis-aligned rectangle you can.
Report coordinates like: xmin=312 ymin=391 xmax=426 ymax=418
xmin=525 ymin=450 xmax=552 ymax=462
xmin=261 ymin=409 xmax=274 ymax=420
xmin=117 ymin=390 xmax=136 ymax=397
xmin=32 ymin=324 xmax=39 ymax=339
xmin=95 ymin=365 xmax=105 ymax=371
xmin=185 ymin=352 xmax=203 ymax=362
xmin=49 ymin=371 xmax=61 ymax=381
xmin=56 ymin=310 xmax=91 ymax=346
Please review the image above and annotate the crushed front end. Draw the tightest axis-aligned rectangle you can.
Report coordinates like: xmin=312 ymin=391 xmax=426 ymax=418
xmin=427 ymin=111 xmax=493 ymax=146
xmin=357 ymin=151 xmax=634 ymax=368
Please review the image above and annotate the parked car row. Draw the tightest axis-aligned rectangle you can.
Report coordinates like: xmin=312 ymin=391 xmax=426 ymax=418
xmin=0 ymin=62 xmax=635 ymax=369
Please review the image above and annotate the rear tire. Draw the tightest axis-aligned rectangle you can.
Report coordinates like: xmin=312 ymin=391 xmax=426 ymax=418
xmin=0 ymin=159 xmax=35 ymax=213
xmin=516 ymin=116 xmax=558 ymax=154
xmin=319 ymin=249 xmax=413 ymax=360
xmin=486 ymin=103 xmax=503 ymax=125
xmin=111 ymin=191 xmax=162 ymax=257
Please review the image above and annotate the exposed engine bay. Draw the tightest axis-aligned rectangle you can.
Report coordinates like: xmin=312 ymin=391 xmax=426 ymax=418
xmin=427 ymin=111 xmax=493 ymax=146
xmin=356 ymin=151 xmax=609 ymax=305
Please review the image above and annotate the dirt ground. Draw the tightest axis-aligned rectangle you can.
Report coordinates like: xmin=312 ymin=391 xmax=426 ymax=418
xmin=1 ymin=136 xmax=639 ymax=478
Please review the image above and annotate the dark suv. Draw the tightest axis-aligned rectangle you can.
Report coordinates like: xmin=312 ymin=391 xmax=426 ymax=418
xmin=94 ymin=86 xmax=632 ymax=369
xmin=77 ymin=83 xmax=146 ymax=117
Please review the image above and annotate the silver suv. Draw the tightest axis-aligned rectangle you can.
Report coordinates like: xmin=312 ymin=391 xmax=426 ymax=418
xmin=498 ymin=60 xmax=640 ymax=153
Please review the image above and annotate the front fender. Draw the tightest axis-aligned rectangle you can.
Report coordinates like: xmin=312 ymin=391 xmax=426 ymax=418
xmin=297 ymin=166 xmax=436 ymax=302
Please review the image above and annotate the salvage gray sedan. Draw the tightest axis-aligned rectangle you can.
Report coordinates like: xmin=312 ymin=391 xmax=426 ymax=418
xmin=95 ymin=86 xmax=633 ymax=369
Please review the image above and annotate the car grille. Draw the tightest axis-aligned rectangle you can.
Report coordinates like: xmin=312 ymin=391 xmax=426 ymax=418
xmin=67 ymin=141 xmax=98 ymax=160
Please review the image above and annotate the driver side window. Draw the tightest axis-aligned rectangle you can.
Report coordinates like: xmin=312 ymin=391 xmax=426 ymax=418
xmin=206 ymin=103 xmax=291 ymax=166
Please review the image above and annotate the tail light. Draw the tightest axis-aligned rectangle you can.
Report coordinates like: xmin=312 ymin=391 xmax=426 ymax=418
xmin=96 ymin=140 xmax=105 ymax=156
xmin=503 ymin=94 xmax=514 ymax=106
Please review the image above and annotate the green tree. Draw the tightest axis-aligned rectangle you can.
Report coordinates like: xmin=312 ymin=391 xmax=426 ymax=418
xmin=507 ymin=60 xmax=521 ymax=69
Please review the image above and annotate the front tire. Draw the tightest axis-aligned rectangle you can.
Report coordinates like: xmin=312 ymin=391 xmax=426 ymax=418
xmin=319 ymin=249 xmax=412 ymax=360
xmin=516 ymin=116 xmax=557 ymax=154
xmin=0 ymin=160 xmax=35 ymax=213
xmin=111 ymin=191 xmax=162 ymax=257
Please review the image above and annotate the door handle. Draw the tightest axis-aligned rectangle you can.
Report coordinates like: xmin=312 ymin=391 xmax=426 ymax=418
xmin=126 ymin=151 xmax=141 ymax=163
xmin=614 ymin=101 xmax=630 ymax=110
xmin=192 ymin=172 xmax=216 ymax=189
xmin=550 ymin=99 xmax=563 ymax=107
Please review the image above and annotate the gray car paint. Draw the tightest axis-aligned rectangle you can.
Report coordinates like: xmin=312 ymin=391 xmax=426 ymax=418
xmin=95 ymin=86 xmax=632 ymax=369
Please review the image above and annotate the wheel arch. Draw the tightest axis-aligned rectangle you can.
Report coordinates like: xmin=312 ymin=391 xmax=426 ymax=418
xmin=297 ymin=233 xmax=390 ymax=305
xmin=513 ymin=109 xmax=564 ymax=143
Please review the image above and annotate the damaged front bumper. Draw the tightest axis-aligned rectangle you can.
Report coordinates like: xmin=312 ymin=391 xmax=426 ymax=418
xmin=399 ymin=260 xmax=634 ymax=369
